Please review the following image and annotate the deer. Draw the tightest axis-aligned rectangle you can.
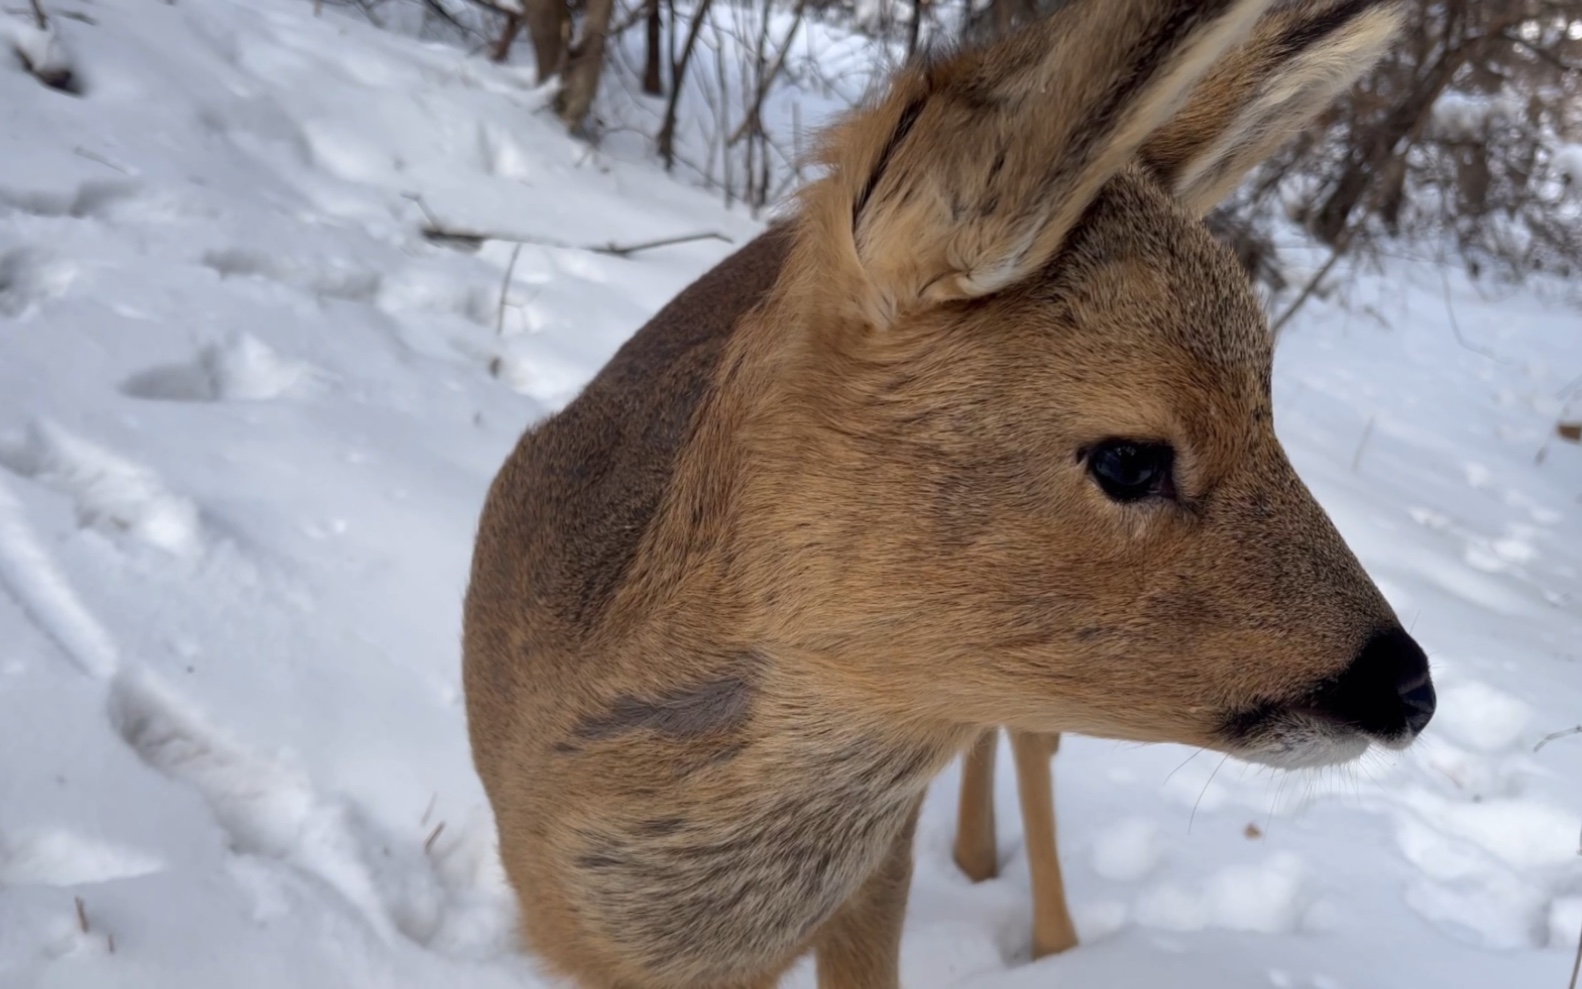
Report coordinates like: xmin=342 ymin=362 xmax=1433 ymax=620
xmin=461 ymin=2 xmax=1434 ymax=987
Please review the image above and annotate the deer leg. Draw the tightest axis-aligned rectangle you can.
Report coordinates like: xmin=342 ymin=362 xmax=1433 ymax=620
xmin=813 ymin=796 xmax=922 ymax=989
xmin=953 ymin=728 xmax=999 ymax=882
xmin=1010 ymin=730 xmax=1078 ymax=959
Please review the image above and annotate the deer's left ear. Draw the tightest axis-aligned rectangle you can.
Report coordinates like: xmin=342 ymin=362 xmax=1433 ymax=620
xmin=1140 ymin=0 xmax=1406 ymax=217
xmin=792 ymin=0 xmax=1273 ymax=332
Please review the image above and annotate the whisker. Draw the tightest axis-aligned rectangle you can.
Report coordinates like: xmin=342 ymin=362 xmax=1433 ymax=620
xmin=1162 ymin=746 xmax=1207 ymax=788
xmin=1189 ymin=753 xmax=1231 ymax=835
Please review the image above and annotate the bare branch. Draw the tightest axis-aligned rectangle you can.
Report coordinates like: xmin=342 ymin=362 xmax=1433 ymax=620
xmin=1534 ymin=725 xmax=1582 ymax=753
xmin=1496 ymin=30 xmax=1582 ymax=73
xmin=497 ymin=242 xmax=524 ymax=335
xmin=725 ymin=0 xmax=806 ymax=149
xmin=590 ymin=230 xmax=732 ymax=256
xmin=407 ymin=196 xmax=733 ymax=258
xmin=1271 ymin=248 xmax=1346 ymax=337
xmin=657 ymin=0 xmax=714 ymax=169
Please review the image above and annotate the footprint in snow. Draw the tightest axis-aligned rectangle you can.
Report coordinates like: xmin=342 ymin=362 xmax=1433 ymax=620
xmin=1390 ymin=681 xmax=1579 ymax=953
xmin=0 ymin=246 xmax=78 ymax=318
xmin=0 ymin=179 xmax=142 ymax=220
xmin=202 ymin=246 xmax=382 ymax=304
xmin=1089 ymin=817 xmax=1166 ymax=884
xmin=0 ymin=827 xmax=164 ymax=887
xmin=1133 ymin=853 xmax=1313 ymax=935
xmin=121 ymin=331 xmax=322 ymax=403
xmin=0 ymin=476 xmax=120 ymax=678
xmin=1432 ymin=680 xmax=1532 ymax=754
xmin=105 ymin=670 xmax=514 ymax=954
xmin=0 ymin=419 xmax=204 ymax=558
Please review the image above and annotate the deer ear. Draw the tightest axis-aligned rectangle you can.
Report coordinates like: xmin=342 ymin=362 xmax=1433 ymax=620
xmin=793 ymin=0 xmax=1275 ymax=330
xmin=1140 ymin=0 xmax=1406 ymax=217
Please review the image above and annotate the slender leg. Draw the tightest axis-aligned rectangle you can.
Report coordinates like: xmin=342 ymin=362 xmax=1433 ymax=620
xmin=1010 ymin=730 xmax=1078 ymax=958
xmin=814 ymin=797 xmax=923 ymax=989
xmin=954 ymin=729 xmax=999 ymax=882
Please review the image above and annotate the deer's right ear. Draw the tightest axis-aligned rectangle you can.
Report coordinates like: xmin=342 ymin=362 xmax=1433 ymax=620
xmin=792 ymin=0 xmax=1275 ymax=332
xmin=1140 ymin=0 xmax=1406 ymax=217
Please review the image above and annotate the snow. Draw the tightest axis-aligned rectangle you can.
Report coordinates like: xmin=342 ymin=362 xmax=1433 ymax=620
xmin=1431 ymin=92 xmax=1523 ymax=140
xmin=1 ymin=1 xmax=1580 ymax=988
xmin=1557 ymin=145 xmax=1582 ymax=189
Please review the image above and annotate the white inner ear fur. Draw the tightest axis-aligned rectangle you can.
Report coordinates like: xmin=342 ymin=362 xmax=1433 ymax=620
xmin=1172 ymin=5 xmax=1403 ymax=211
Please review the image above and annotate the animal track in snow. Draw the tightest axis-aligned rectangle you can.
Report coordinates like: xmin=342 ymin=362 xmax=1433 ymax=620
xmin=0 ymin=827 xmax=164 ymax=886
xmin=0 ymin=476 xmax=119 ymax=677
xmin=106 ymin=670 xmax=407 ymax=941
xmin=202 ymin=246 xmax=382 ymax=303
xmin=0 ymin=246 xmax=78 ymax=317
xmin=121 ymin=332 xmax=322 ymax=403
xmin=1550 ymin=898 xmax=1582 ymax=951
xmin=1089 ymin=817 xmax=1166 ymax=883
xmin=1432 ymin=680 xmax=1532 ymax=753
xmin=1132 ymin=854 xmax=1312 ymax=935
xmin=0 ymin=179 xmax=142 ymax=220
xmin=1391 ymin=687 xmax=1579 ymax=954
xmin=0 ymin=419 xmax=204 ymax=558
xmin=104 ymin=670 xmax=513 ymax=954
xmin=1399 ymin=846 xmax=1550 ymax=949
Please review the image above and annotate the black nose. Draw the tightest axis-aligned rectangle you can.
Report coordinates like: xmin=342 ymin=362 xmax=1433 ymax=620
xmin=1317 ymin=626 xmax=1435 ymax=739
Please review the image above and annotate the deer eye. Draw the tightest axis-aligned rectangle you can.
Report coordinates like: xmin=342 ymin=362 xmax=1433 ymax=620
xmin=1086 ymin=440 xmax=1176 ymax=503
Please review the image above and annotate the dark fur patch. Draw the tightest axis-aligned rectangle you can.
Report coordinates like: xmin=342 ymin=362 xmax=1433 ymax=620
xmin=854 ymin=94 xmax=927 ymax=227
xmin=1275 ymin=0 xmax=1379 ymax=60
xmin=635 ymin=816 xmax=689 ymax=837
xmin=572 ymin=736 xmax=942 ymax=983
xmin=574 ymin=673 xmax=756 ymax=742
xmin=469 ymin=227 xmax=792 ymax=640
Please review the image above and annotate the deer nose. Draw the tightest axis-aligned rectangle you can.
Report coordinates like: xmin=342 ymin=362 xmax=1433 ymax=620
xmin=1318 ymin=626 xmax=1435 ymax=739
xmin=1399 ymin=670 xmax=1436 ymax=736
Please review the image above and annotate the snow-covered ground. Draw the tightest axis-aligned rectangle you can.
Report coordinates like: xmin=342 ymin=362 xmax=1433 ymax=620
xmin=1 ymin=1 xmax=1579 ymax=987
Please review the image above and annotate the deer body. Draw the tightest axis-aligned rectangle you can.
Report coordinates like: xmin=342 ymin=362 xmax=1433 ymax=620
xmin=463 ymin=3 xmax=1432 ymax=987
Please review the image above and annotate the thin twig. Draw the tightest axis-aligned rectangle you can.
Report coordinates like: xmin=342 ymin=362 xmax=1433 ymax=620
xmin=29 ymin=0 xmax=46 ymax=29
xmin=725 ymin=0 xmax=806 ymax=149
xmin=415 ymin=203 xmax=731 ymax=258
xmin=419 ymin=0 xmax=482 ymax=39
xmin=424 ymin=821 xmax=447 ymax=854
xmin=1351 ymin=416 xmax=1376 ymax=473
xmin=73 ymin=147 xmax=130 ymax=174
xmin=497 ymin=242 xmax=523 ymax=335
xmin=1533 ymin=725 xmax=1582 ymax=753
xmin=591 ymin=230 xmax=731 ymax=256
xmin=1271 ymin=247 xmax=1345 ymax=337
xmin=75 ymin=896 xmax=89 ymax=934
xmin=1567 ymin=917 xmax=1579 ymax=989
xmin=1437 ymin=264 xmax=1507 ymax=365
xmin=657 ymin=0 xmax=716 ymax=169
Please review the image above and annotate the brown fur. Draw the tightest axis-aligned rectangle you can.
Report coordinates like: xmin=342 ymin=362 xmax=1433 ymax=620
xmin=462 ymin=2 xmax=1424 ymax=987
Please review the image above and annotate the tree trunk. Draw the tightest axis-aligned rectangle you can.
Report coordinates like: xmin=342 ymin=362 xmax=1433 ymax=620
xmin=491 ymin=12 xmax=523 ymax=63
xmin=657 ymin=0 xmax=714 ymax=167
xmin=556 ymin=0 xmax=616 ymax=133
xmin=521 ymin=0 xmax=571 ymax=84
xmin=643 ymin=0 xmax=664 ymax=95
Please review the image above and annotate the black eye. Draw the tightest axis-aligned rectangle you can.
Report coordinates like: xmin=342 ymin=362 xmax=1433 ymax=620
xmin=1085 ymin=440 xmax=1176 ymax=502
